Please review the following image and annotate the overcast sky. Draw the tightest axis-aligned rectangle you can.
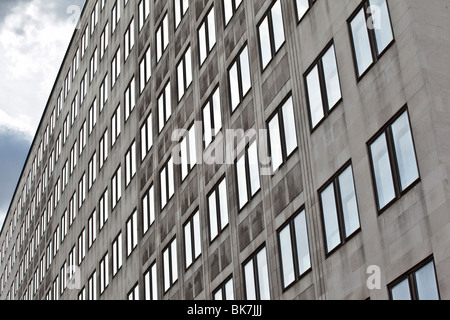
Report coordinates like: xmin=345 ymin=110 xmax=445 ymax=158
xmin=0 ymin=0 xmax=86 ymax=229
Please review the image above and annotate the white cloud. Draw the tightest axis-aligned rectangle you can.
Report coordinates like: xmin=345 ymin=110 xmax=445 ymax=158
xmin=0 ymin=0 xmax=78 ymax=138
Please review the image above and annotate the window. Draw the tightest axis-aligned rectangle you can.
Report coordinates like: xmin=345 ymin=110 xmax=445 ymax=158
xmin=202 ymin=87 xmax=222 ymax=149
xmin=88 ymin=271 xmax=97 ymax=300
xmin=156 ymin=13 xmax=169 ymax=62
xmin=243 ymin=247 xmax=270 ymax=300
xmin=69 ymin=192 xmax=77 ymax=226
xmin=112 ymin=166 xmax=122 ymax=209
xmin=78 ymin=288 xmax=86 ymax=301
xmin=111 ymin=0 xmax=121 ymax=34
xmin=144 ymin=263 xmax=157 ymax=300
xmin=78 ymin=229 xmax=86 ymax=264
xmin=141 ymin=112 xmax=153 ymax=162
xmin=99 ymin=189 xmax=109 ymax=230
xmin=258 ymin=0 xmax=285 ymax=70
xmin=278 ymin=209 xmax=311 ymax=289
xmin=236 ymin=141 xmax=260 ymax=210
xmin=174 ymin=0 xmax=189 ymax=29
xmin=163 ymin=238 xmax=178 ymax=292
xmin=126 ymin=210 xmax=138 ymax=257
xmin=198 ymin=7 xmax=216 ymax=66
xmin=139 ymin=0 xmax=150 ymax=31
xmin=140 ymin=46 xmax=151 ymax=93
xmin=90 ymin=47 xmax=98 ymax=82
xmin=368 ymin=109 xmax=419 ymax=212
xmin=223 ymin=0 xmax=242 ymax=26
xmin=99 ymin=253 xmax=109 ymax=294
xmin=112 ymin=47 xmax=121 ymax=87
xmin=79 ymin=120 xmax=87 ymax=156
xmin=112 ymin=233 xmax=123 ymax=276
xmin=207 ymin=178 xmax=229 ymax=242
xmin=179 ymin=123 xmax=197 ymax=181
xmin=128 ymin=283 xmax=139 ymax=300
xmin=228 ymin=45 xmax=251 ymax=112
xmin=125 ymin=77 xmax=136 ymax=121
xmin=158 ymin=81 xmax=172 ymax=132
xmin=176 ymin=46 xmax=192 ymax=102
xmin=304 ymin=43 xmax=342 ymax=129
xmin=99 ymin=129 xmax=109 ymax=169
xmin=184 ymin=211 xmax=201 ymax=269
xmin=295 ymin=0 xmax=315 ymax=22
xmin=91 ymin=1 xmax=99 ymax=35
xmin=213 ymin=278 xmax=234 ymax=300
xmin=124 ymin=18 xmax=135 ymax=61
xmin=349 ymin=0 xmax=394 ymax=78
xmin=64 ymin=70 xmax=71 ymax=99
xmin=81 ymin=26 xmax=89 ymax=58
xmin=88 ymin=210 xmax=97 ymax=249
xmin=88 ymin=152 xmax=97 ymax=190
xmin=267 ymin=95 xmax=298 ymax=172
xmin=71 ymin=94 xmax=78 ymax=126
xmin=111 ymin=104 xmax=121 ymax=146
xmin=72 ymin=48 xmax=79 ymax=79
xmin=142 ymin=185 xmax=155 ymax=235
xmin=160 ymin=156 xmax=174 ymax=210
xmin=89 ymin=99 xmax=97 ymax=135
xmin=61 ymin=210 xmax=68 ymax=242
xmin=125 ymin=141 xmax=136 ymax=187
xmin=78 ymin=173 xmax=86 ymax=209
xmin=100 ymin=73 xmax=108 ymax=112
xmin=320 ymin=164 xmax=361 ymax=254
xmin=100 ymin=23 xmax=109 ymax=60
xmin=389 ymin=258 xmax=440 ymax=300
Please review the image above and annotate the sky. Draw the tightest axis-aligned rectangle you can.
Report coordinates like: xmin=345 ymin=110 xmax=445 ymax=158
xmin=0 ymin=0 xmax=86 ymax=230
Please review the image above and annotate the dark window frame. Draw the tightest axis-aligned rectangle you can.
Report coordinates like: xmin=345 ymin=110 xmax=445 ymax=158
xmin=162 ymin=237 xmax=178 ymax=293
xmin=227 ymin=43 xmax=251 ymax=113
xmin=223 ymin=0 xmax=243 ymax=28
xmin=388 ymin=256 xmax=441 ymax=300
xmin=201 ymin=85 xmax=222 ymax=150
xmin=367 ymin=106 xmax=421 ymax=214
xmin=183 ymin=209 xmax=202 ymax=271
xmin=276 ymin=207 xmax=312 ymax=291
xmin=111 ymin=231 xmax=122 ymax=277
xmin=160 ymin=155 xmax=175 ymax=211
xmin=347 ymin=0 xmax=395 ymax=80
xmin=126 ymin=209 xmax=139 ymax=258
xmin=318 ymin=161 xmax=361 ymax=257
xmin=198 ymin=5 xmax=216 ymax=67
xmin=174 ymin=0 xmax=189 ymax=30
xmin=256 ymin=0 xmax=286 ymax=72
xmin=207 ymin=176 xmax=229 ymax=243
xmin=266 ymin=93 xmax=298 ymax=173
xmin=295 ymin=0 xmax=316 ymax=24
xmin=303 ymin=40 xmax=343 ymax=131
xmin=213 ymin=276 xmax=234 ymax=300
xmin=158 ymin=80 xmax=172 ymax=133
xmin=176 ymin=45 xmax=192 ymax=102
xmin=242 ymin=244 xmax=270 ymax=300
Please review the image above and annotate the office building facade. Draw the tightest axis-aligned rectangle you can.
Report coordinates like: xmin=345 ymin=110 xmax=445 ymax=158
xmin=1 ymin=0 xmax=450 ymax=300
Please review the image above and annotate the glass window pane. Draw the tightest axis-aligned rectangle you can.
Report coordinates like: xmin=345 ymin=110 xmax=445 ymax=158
xmin=177 ymin=63 xmax=184 ymax=100
xmin=338 ymin=167 xmax=360 ymax=237
xmin=391 ymin=112 xmax=419 ymax=191
xmin=322 ymin=45 xmax=342 ymax=109
xmin=282 ymin=97 xmax=297 ymax=156
xmin=415 ymin=262 xmax=439 ymax=300
xmin=168 ymin=158 xmax=174 ymax=198
xmin=272 ymin=0 xmax=285 ymax=52
xmin=240 ymin=46 xmax=251 ymax=97
xmin=193 ymin=212 xmax=201 ymax=258
xmin=184 ymin=222 xmax=193 ymax=267
xmin=181 ymin=138 xmax=188 ymax=180
xmin=186 ymin=48 xmax=192 ymax=87
xmin=306 ymin=65 xmax=324 ymax=128
xmin=269 ymin=114 xmax=283 ymax=172
xmin=224 ymin=0 xmax=233 ymax=25
xmin=189 ymin=124 xmax=197 ymax=166
xmin=171 ymin=240 xmax=178 ymax=281
xmin=218 ymin=180 xmax=229 ymax=228
xmin=244 ymin=261 xmax=256 ymax=300
xmin=237 ymin=155 xmax=248 ymax=209
xmin=257 ymin=248 xmax=270 ymax=300
xmin=369 ymin=0 xmax=394 ymax=54
xmin=208 ymin=193 xmax=218 ymax=240
xmin=294 ymin=210 xmax=311 ymax=275
xmin=213 ymin=89 xmax=222 ymax=135
xmin=225 ymin=279 xmax=234 ymax=300
xmin=199 ymin=23 xmax=207 ymax=64
xmin=208 ymin=10 xmax=216 ymax=49
xmin=163 ymin=249 xmax=170 ymax=291
xmin=279 ymin=225 xmax=295 ymax=288
xmin=160 ymin=168 xmax=167 ymax=207
xmin=229 ymin=63 xmax=240 ymax=111
xmin=321 ymin=184 xmax=341 ymax=252
xmin=203 ymin=102 xmax=212 ymax=147
xmin=248 ymin=142 xmax=260 ymax=196
xmin=350 ymin=9 xmax=374 ymax=76
xmin=391 ymin=278 xmax=412 ymax=300
xmin=370 ymin=133 xmax=396 ymax=209
xmin=214 ymin=290 xmax=223 ymax=300
xmin=296 ymin=0 xmax=309 ymax=21
xmin=259 ymin=17 xmax=271 ymax=69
